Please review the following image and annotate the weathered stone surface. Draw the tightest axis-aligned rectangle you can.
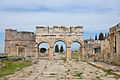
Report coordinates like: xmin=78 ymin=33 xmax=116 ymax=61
xmin=5 ymin=26 xmax=84 ymax=61
xmin=109 ymin=23 xmax=120 ymax=65
xmin=84 ymin=23 xmax=120 ymax=65
xmin=5 ymin=29 xmax=36 ymax=59
xmin=2 ymin=55 xmax=119 ymax=80
xmin=36 ymin=26 xmax=84 ymax=61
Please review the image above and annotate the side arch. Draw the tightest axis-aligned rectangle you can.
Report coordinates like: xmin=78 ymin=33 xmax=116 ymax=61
xmin=36 ymin=40 xmax=50 ymax=59
xmin=70 ymin=40 xmax=84 ymax=60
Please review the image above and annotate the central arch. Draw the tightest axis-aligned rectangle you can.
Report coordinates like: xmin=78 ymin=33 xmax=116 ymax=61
xmin=53 ymin=40 xmax=67 ymax=60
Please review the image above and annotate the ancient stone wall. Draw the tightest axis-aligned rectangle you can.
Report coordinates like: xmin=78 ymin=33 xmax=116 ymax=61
xmin=84 ymin=23 xmax=120 ymax=66
xmin=100 ymin=38 xmax=110 ymax=62
xmin=109 ymin=23 xmax=120 ymax=65
xmin=84 ymin=38 xmax=110 ymax=62
xmin=84 ymin=39 xmax=94 ymax=61
xmin=5 ymin=29 xmax=36 ymax=58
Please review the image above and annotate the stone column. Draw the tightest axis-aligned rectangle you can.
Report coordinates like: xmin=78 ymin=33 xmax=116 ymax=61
xmin=35 ymin=43 xmax=39 ymax=60
xmin=81 ymin=46 xmax=84 ymax=61
xmin=66 ymin=46 xmax=71 ymax=62
xmin=79 ymin=47 xmax=82 ymax=61
xmin=16 ymin=46 xmax=19 ymax=56
xmin=48 ymin=47 xmax=54 ymax=60
xmin=25 ymin=46 xmax=27 ymax=58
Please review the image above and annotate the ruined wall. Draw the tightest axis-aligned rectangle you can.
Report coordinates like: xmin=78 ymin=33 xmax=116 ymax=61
xmin=84 ymin=38 xmax=110 ymax=62
xmin=84 ymin=39 xmax=94 ymax=61
xmin=5 ymin=29 xmax=36 ymax=58
xmin=109 ymin=23 xmax=120 ymax=65
xmin=100 ymin=38 xmax=110 ymax=62
xmin=83 ymin=24 xmax=120 ymax=65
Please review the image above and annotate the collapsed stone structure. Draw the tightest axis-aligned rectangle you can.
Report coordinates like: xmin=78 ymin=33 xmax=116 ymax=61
xmin=84 ymin=23 xmax=120 ymax=65
xmin=5 ymin=29 xmax=36 ymax=59
xmin=84 ymin=39 xmax=110 ymax=62
xmin=5 ymin=26 xmax=84 ymax=61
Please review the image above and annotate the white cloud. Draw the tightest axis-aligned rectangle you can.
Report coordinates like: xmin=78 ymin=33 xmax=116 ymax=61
xmin=0 ymin=11 xmax=119 ymax=32
xmin=0 ymin=0 xmax=120 ymax=32
xmin=0 ymin=0 xmax=119 ymax=12
xmin=0 ymin=0 xmax=119 ymax=7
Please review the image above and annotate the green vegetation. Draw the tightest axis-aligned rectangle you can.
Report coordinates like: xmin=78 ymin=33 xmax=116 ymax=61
xmin=55 ymin=45 xmax=59 ymax=53
xmin=61 ymin=57 xmax=66 ymax=62
xmin=0 ymin=60 xmax=32 ymax=78
xmin=71 ymin=52 xmax=80 ymax=61
xmin=112 ymin=75 xmax=120 ymax=79
xmin=104 ymin=69 xmax=113 ymax=76
xmin=98 ymin=32 xmax=104 ymax=40
xmin=74 ymin=72 xmax=83 ymax=79
xmin=60 ymin=45 xmax=64 ymax=53
xmin=96 ymin=76 xmax=101 ymax=80
xmin=104 ymin=69 xmax=120 ymax=79
xmin=95 ymin=34 xmax=98 ymax=40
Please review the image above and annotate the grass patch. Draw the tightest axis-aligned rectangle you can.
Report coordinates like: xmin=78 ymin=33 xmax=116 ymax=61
xmin=74 ymin=72 xmax=83 ymax=79
xmin=71 ymin=52 xmax=80 ymax=61
xmin=104 ymin=69 xmax=114 ymax=76
xmin=0 ymin=60 xmax=32 ymax=78
xmin=104 ymin=69 xmax=120 ymax=79
xmin=61 ymin=57 xmax=66 ymax=62
xmin=96 ymin=76 xmax=101 ymax=80
xmin=112 ymin=75 xmax=120 ymax=79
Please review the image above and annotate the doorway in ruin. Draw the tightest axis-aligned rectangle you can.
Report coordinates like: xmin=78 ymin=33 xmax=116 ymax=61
xmin=38 ymin=42 xmax=49 ymax=57
xmin=71 ymin=41 xmax=81 ymax=61
xmin=17 ymin=46 xmax=26 ymax=58
xmin=53 ymin=40 xmax=67 ymax=59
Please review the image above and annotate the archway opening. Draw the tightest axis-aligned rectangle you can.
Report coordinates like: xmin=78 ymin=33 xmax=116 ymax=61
xmin=71 ymin=41 xmax=81 ymax=61
xmin=53 ymin=40 xmax=67 ymax=56
xmin=38 ymin=42 xmax=49 ymax=57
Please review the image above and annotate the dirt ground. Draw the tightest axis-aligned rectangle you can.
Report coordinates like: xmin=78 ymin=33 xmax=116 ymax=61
xmin=2 ymin=55 xmax=120 ymax=80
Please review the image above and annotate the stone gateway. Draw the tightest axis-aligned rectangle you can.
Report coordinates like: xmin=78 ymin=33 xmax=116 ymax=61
xmin=5 ymin=26 xmax=84 ymax=61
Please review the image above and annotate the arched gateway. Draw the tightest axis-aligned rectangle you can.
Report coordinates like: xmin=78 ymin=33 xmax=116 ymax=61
xmin=35 ymin=26 xmax=84 ymax=61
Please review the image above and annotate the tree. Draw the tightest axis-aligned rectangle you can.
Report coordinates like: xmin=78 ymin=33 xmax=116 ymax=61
xmin=60 ymin=45 xmax=64 ymax=53
xmin=90 ymin=36 xmax=92 ymax=39
xmin=108 ymin=33 xmax=109 ymax=36
xmin=105 ymin=33 xmax=107 ymax=38
xmin=95 ymin=34 xmax=97 ymax=40
xmin=98 ymin=32 xmax=104 ymax=40
xmin=55 ymin=45 xmax=59 ymax=53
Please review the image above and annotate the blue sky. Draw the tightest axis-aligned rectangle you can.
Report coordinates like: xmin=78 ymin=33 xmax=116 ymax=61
xmin=0 ymin=0 xmax=120 ymax=52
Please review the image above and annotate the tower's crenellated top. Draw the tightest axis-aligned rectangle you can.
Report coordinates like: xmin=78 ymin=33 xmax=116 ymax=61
xmin=36 ymin=26 xmax=83 ymax=34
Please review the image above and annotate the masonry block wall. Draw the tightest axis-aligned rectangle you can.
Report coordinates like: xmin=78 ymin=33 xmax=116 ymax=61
xmin=5 ymin=29 xmax=36 ymax=58
xmin=109 ymin=23 xmax=120 ymax=65
xmin=36 ymin=26 xmax=84 ymax=61
xmin=36 ymin=26 xmax=83 ymax=34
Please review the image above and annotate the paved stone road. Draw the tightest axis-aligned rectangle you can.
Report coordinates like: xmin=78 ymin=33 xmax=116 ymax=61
xmin=3 ymin=55 xmax=120 ymax=80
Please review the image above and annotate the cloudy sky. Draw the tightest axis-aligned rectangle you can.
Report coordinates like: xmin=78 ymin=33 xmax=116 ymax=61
xmin=0 ymin=0 xmax=120 ymax=52
xmin=0 ymin=0 xmax=120 ymax=32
